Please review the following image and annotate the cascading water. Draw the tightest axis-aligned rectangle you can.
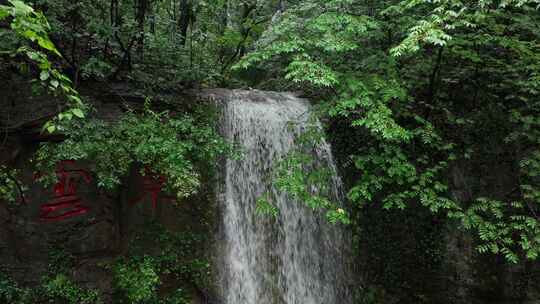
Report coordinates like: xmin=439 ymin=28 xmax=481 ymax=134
xmin=215 ymin=90 xmax=351 ymax=304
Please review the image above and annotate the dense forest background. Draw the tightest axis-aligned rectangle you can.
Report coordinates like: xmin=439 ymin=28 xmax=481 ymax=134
xmin=1 ymin=0 xmax=540 ymax=303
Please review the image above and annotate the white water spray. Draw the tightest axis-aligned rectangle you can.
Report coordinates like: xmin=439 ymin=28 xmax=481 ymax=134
xmin=215 ymin=90 xmax=351 ymax=304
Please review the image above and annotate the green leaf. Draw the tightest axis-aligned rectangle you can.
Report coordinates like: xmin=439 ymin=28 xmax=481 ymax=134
xmin=39 ymin=71 xmax=49 ymax=81
xmin=0 ymin=7 xmax=9 ymax=20
xmin=72 ymin=108 xmax=85 ymax=118
xmin=37 ymin=36 xmax=59 ymax=55
xmin=9 ymin=0 xmax=33 ymax=16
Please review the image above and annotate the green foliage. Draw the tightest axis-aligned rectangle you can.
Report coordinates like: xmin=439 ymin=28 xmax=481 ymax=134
xmin=2 ymin=0 xmax=281 ymax=89
xmin=255 ymin=196 xmax=279 ymax=218
xmin=0 ymin=0 xmax=59 ymax=55
xmin=1 ymin=263 xmax=101 ymax=304
xmin=34 ymin=103 xmax=231 ymax=199
xmin=113 ymin=222 xmax=212 ymax=304
xmin=46 ymin=246 xmax=76 ymax=274
xmin=128 ymin=221 xmax=212 ymax=288
xmin=0 ymin=0 xmax=86 ymax=131
xmin=354 ymin=285 xmax=390 ymax=304
xmin=234 ymin=1 xmax=378 ymax=88
xmin=462 ymin=198 xmax=540 ymax=262
xmin=390 ymin=0 xmax=540 ymax=56
xmin=43 ymin=274 xmax=102 ymax=304
xmin=272 ymin=150 xmax=350 ymax=224
xmin=0 ymin=166 xmax=26 ymax=204
xmin=257 ymin=118 xmax=351 ymax=224
xmin=329 ymin=76 xmax=410 ymax=142
xmin=36 ymin=248 xmax=103 ymax=304
xmin=0 ymin=274 xmax=39 ymax=304
xmin=238 ymin=0 xmax=540 ymax=262
xmin=159 ymin=289 xmax=190 ymax=304
xmin=1 ymin=227 xmax=198 ymax=304
xmin=114 ymin=256 xmax=160 ymax=304
xmin=348 ymin=142 xmax=456 ymax=213
xmin=0 ymin=274 xmax=29 ymax=304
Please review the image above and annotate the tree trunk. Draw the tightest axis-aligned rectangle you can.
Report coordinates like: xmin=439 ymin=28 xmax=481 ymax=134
xmin=135 ymin=0 xmax=149 ymax=59
xmin=178 ymin=0 xmax=192 ymax=46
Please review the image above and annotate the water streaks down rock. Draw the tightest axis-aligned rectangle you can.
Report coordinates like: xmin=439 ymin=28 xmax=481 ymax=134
xmin=216 ymin=90 xmax=351 ymax=304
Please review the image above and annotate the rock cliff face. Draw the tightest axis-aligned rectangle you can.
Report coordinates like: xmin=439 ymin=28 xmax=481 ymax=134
xmin=441 ymin=163 xmax=540 ymax=304
xmin=1 ymin=83 xmax=539 ymax=304
xmin=0 ymin=81 xmax=220 ymax=303
xmin=334 ymin=136 xmax=540 ymax=304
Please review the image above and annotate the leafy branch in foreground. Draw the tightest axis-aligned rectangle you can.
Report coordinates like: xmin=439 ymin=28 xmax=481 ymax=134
xmin=0 ymin=0 xmax=87 ymax=133
xmin=0 ymin=1 xmax=88 ymax=203
xmin=390 ymin=0 xmax=540 ymax=56
xmin=256 ymin=117 xmax=351 ymax=225
xmin=34 ymin=104 xmax=232 ymax=199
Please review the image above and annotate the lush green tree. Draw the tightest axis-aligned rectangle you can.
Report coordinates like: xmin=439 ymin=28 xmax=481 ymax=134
xmin=237 ymin=0 xmax=540 ymax=262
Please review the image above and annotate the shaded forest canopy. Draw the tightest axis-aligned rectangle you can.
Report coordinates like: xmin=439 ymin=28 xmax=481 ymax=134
xmin=1 ymin=0 xmax=540 ymax=303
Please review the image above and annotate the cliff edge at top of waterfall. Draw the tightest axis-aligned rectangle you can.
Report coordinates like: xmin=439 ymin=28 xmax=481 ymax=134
xmin=198 ymin=88 xmax=305 ymax=104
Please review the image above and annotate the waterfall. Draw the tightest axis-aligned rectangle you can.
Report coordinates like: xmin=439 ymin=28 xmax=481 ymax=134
xmin=215 ymin=90 xmax=351 ymax=304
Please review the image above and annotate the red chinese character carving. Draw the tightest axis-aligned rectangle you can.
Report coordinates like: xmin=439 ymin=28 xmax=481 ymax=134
xmin=130 ymin=167 xmax=174 ymax=208
xmin=39 ymin=160 xmax=91 ymax=222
